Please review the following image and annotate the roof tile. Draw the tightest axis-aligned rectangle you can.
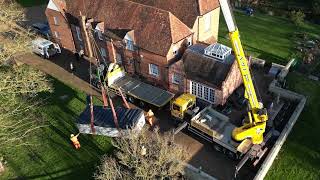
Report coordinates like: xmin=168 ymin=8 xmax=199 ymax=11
xmin=64 ymin=0 xmax=192 ymax=56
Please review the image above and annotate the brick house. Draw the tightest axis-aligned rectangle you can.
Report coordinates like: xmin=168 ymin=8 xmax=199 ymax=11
xmin=168 ymin=43 xmax=243 ymax=105
xmin=46 ymin=0 xmax=243 ymax=106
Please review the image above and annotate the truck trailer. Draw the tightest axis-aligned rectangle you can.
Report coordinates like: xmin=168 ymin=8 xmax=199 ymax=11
xmin=91 ymin=63 xmax=174 ymax=108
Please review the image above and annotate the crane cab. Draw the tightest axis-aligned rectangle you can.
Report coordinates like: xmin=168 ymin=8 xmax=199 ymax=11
xmin=171 ymin=93 xmax=197 ymax=121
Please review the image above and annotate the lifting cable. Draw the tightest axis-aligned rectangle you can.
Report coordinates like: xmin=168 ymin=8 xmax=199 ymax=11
xmin=88 ymin=47 xmax=96 ymax=134
xmin=80 ymin=3 xmax=95 ymax=134
xmin=90 ymin=31 xmax=120 ymax=130
xmin=89 ymin=31 xmax=109 ymax=108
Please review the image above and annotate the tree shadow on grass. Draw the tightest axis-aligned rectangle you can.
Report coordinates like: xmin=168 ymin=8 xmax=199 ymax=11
xmin=4 ymin=78 xmax=113 ymax=179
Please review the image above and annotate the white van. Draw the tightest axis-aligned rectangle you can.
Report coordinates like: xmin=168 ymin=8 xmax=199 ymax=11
xmin=32 ymin=38 xmax=61 ymax=59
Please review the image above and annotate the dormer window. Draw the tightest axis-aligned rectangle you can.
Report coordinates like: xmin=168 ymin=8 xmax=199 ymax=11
xmin=124 ymin=34 xmax=134 ymax=51
xmin=95 ymin=24 xmax=104 ymax=41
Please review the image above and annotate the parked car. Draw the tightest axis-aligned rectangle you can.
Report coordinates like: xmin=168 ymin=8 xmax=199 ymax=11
xmin=32 ymin=38 xmax=61 ymax=59
xmin=31 ymin=22 xmax=51 ymax=39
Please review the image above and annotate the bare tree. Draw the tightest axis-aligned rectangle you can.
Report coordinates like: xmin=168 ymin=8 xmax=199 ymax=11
xmin=0 ymin=0 xmax=51 ymax=151
xmin=95 ymin=128 xmax=188 ymax=180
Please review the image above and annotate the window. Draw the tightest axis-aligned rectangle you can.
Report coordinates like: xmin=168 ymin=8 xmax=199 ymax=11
xmin=149 ymin=64 xmax=159 ymax=77
xmin=172 ymin=73 xmax=181 ymax=84
xmin=204 ymin=86 xmax=209 ymax=101
xmin=76 ymin=26 xmax=82 ymax=41
xmin=53 ymin=16 xmax=58 ymax=25
xmin=100 ymin=47 xmax=106 ymax=60
xmin=54 ymin=31 xmax=59 ymax=39
xmin=126 ymin=40 xmax=134 ymax=51
xmin=209 ymin=89 xmax=214 ymax=103
xmin=172 ymin=104 xmax=181 ymax=111
xmin=204 ymin=14 xmax=211 ymax=32
xmin=96 ymin=30 xmax=103 ymax=40
xmin=197 ymin=84 xmax=203 ymax=98
xmin=190 ymin=81 xmax=215 ymax=103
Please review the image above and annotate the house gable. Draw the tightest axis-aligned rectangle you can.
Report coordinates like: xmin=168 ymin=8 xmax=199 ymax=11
xmin=47 ymin=0 xmax=60 ymax=11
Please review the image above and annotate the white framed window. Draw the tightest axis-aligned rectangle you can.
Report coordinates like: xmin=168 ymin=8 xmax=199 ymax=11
xmin=149 ymin=63 xmax=159 ymax=77
xmin=126 ymin=40 xmax=134 ymax=51
xmin=124 ymin=34 xmax=134 ymax=51
xmin=76 ymin=26 xmax=82 ymax=41
xmin=100 ymin=47 xmax=106 ymax=60
xmin=53 ymin=16 xmax=58 ymax=25
xmin=204 ymin=14 xmax=211 ymax=32
xmin=54 ymin=31 xmax=59 ymax=39
xmin=172 ymin=73 xmax=181 ymax=84
xmin=190 ymin=81 xmax=215 ymax=103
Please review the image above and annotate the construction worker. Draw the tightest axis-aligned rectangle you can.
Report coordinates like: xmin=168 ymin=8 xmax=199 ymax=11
xmin=70 ymin=133 xmax=81 ymax=149
xmin=146 ymin=109 xmax=154 ymax=126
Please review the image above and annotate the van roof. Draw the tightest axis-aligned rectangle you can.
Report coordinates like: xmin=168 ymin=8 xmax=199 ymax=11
xmin=32 ymin=38 xmax=53 ymax=47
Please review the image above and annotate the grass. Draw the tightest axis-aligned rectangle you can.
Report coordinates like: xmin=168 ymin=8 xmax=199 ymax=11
xmin=16 ymin=0 xmax=48 ymax=7
xmin=266 ymin=73 xmax=320 ymax=180
xmin=1 ymin=78 xmax=113 ymax=179
xmin=218 ymin=11 xmax=320 ymax=179
xmin=218 ymin=11 xmax=320 ymax=65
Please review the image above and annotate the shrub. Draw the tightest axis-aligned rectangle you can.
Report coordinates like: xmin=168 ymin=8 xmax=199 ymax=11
xmin=290 ymin=10 xmax=305 ymax=26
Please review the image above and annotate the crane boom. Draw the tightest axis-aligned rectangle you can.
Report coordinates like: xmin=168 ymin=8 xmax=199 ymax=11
xmin=218 ymin=0 xmax=268 ymax=144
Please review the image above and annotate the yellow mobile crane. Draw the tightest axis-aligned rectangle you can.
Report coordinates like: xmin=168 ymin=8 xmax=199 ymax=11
xmin=219 ymin=0 xmax=268 ymax=144
xmin=171 ymin=0 xmax=268 ymax=145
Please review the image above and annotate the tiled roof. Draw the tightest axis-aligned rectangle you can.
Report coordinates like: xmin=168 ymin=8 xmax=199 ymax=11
xmin=63 ymin=0 xmax=193 ymax=56
xmin=183 ymin=44 xmax=234 ymax=88
xmin=128 ymin=0 xmax=220 ymax=27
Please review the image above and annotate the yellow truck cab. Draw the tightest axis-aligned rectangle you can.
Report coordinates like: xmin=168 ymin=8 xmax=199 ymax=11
xmin=171 ymin=93 xmax=196 ymax=120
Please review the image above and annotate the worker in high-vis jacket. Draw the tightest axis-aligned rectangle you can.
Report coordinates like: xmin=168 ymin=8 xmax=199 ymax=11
xmin=146 ymin=109 xmax=154 ymax=126
xmin=70 ymin=133 xmax=81 ymax=149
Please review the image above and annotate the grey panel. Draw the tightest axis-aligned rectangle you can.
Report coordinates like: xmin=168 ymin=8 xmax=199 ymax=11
xmin=112 ymin=76 xmax=174 ymax=107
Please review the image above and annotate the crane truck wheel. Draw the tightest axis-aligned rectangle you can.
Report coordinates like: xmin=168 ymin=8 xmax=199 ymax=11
xmin=139 ymin=100 xmax=146 ymax=108
xmin=127 ymin=96 xmax=135 ymax=104
xmin=226 ymin=151 xmax=236 ymax=160
xmin=213 ymin=144 xmax=224 ymax=153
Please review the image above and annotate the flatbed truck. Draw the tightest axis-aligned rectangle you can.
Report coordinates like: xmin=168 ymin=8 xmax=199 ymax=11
xmin=174 ymin=105 xmax=252 ymax=159
xmin=91 ymin=63 xmax=174 ymax=108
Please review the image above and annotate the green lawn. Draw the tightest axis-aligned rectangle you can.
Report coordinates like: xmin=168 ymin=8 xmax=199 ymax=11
xmin=267 ymin=73 xmax=320 ymax=180
xmin=218 ymin=11 xmax=320 ymax=179
xmin=16 ymin=0 xmax=48 ymax=7
xmin=1 ymin=79 xmax=113 ymax=179
xmin=218 ymin=11 xmax=320 ymax=65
